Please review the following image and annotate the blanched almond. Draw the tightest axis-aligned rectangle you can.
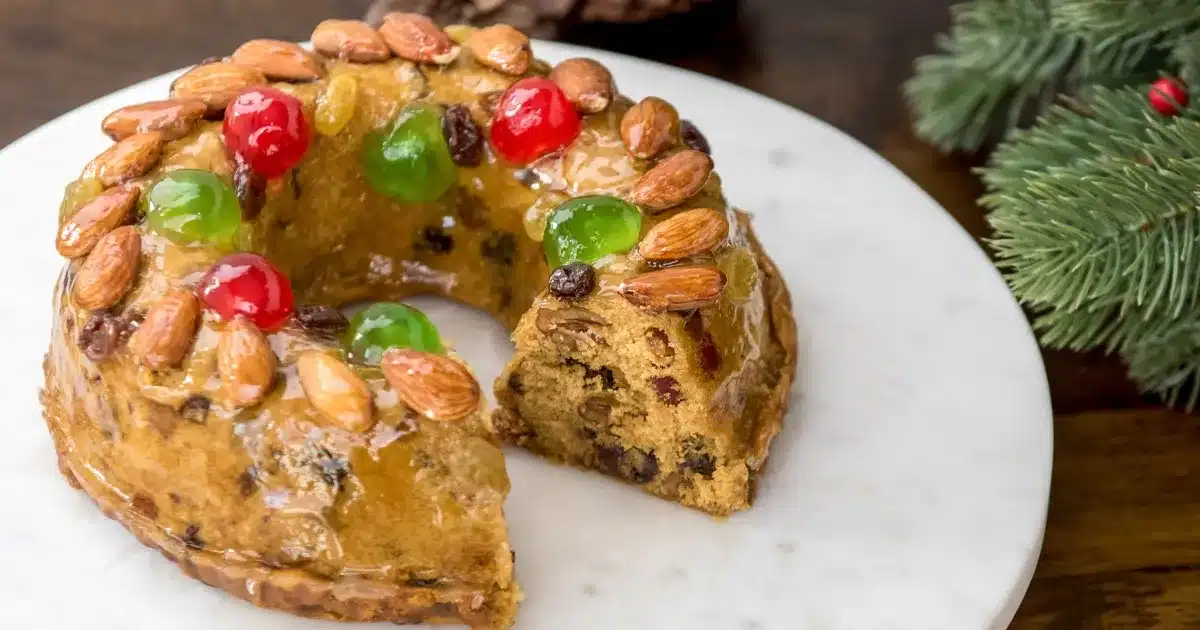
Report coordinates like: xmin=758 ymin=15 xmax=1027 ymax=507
xmin=129 ymin=289 xmax=201 ymax=369
xmin=619 ymin=265 xmax=727 ymax=311
xmin=73 ymin=226 xmax=141 ymax=310
xmin=379 ymin=12 xmax=460 ymax=64
xmin=231 ymin=39 xmax=324 ymax=81
xmin=56 ymin=184 xmax=138 ymax=258
xmin=631 ymin=149 xmax=713 ymax=212
xmin=83 ymin=131 xmax=165 ymax=187
xmin=381 ymin=349 xmax=480 ymax=421
xmin=621 ymin=97 xmax=679 ymax=159
xmin=638 ymin=208 xmax=729 ymax=261
xmin=170 ymin=62 xmax=267 ymax=114
xmin=217 ymin=317 xmax=276 ymax=407
xmin=466 ymin=24 xmax=530 ymax=75
xmin=297 ymin=351 xmax=374 ymax=433
xmin=101 ymin=99 xmax=207 ymax=141
xmin=550 ymin=58 xmax=614 ymax=114
xmin=312 ymin=19 xmax=392 ymax=62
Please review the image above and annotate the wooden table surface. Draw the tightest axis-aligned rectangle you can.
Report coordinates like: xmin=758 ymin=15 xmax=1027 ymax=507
xmin=2 ymin=0 xmax=1196 ymax=626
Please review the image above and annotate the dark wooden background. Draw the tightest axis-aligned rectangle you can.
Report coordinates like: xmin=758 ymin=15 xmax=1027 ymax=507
xmin=3 ymin=0 xmax=1198 ymax=626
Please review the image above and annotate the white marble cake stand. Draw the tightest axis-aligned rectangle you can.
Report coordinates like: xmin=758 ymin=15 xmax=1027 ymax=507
xmin=0 ymin=41 xmax=1051 ymax=630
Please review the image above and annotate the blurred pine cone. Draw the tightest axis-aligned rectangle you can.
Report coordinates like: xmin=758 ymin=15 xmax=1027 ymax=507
xmin=366 ymin=0 xmax=712 ymax=38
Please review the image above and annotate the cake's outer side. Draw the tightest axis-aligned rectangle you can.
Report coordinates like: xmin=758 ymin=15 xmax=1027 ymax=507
xmin=494 ymin=210 xmax=795 ymax=515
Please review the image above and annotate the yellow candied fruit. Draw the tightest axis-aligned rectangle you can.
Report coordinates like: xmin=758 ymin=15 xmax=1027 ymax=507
xmin=717 ymin=246 xmax=760 ymax=304
xmin=58 ymin=177 xmax=104 ymax=221
xmin=523 ymin=191 xmax=569 ymax=242
xmin=315 ymin=74 xmax=359 ymax=137
xmin=444 ymin=24 xmax=477 ymax=45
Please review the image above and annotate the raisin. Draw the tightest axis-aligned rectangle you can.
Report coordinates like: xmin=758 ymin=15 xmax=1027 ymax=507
xmin=564 ymin=358 xmax=623 ymax=391
xmin=179 ymin=395 xmax=210 ymax=424
xmin=441 ymin=104 xmax=483 ymax=167
xmin=452 ymin=190 xmax=488 ymax=229
xmin=238 ymin=468 xmax=258 ymax=498
xmin=482 ymin=232 xmax=517 ymax=267
xmin=650 ymin=376 xmax=684 ymax=405
xmin=506 ymin=371 xmax=525 ymax=396
xmin=595 ymin=443 xmax=623 ymax=476
xmin=418 ymin=226 xmax=454 ymax=253
xmin=295 ymin=304 xmax=349 ymax=336
xmin=681 ymin=435 xmax=716 ymax=479
xmin=548 ymin=262 xmax=596 ymax=301
xmin=699 ymin=332 xmax=721 ymax=373
xmin=181 ymin=525 xmax=204 ymax=550
xmin=680 ymin=119 xmax=711 ymax=155
xmin=645 ymin=328 xmax=675 ymax=368
xmin=599 ymin=367 xmax=620 ymax=391
xmin=77 ymin=311 xmax=125 ymax=362
xmin=234 ymin=158 xmax=266 ymax=220
xmin=623 ymin=448 xmax=660 ymax=484
xmin=131 ymin=494 xmax=158 ymax=520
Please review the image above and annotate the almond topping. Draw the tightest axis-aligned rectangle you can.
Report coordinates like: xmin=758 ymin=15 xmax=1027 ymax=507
xmin=73 ymin=226 xmax=141 ymax=310
xmin=619 ymin=265 xmax=728 ymax=311
xmin=621 ymin=97 xmax=680 ymax=159
xmin=631 ymin=149 xmax=714 ymax=212
xmin=101 ymin=99 xmax=207 ymax=141
xmin=231 ymin=39 xmax=324 ymax=81
xmin=381 ymin=349 xmax=481 ymax=421
xmin=297 ymin=351 xmax=375 ymax=433
xmin=170 ymin=62 xmax=267 ymax=114
xmin=56 ymin=184 xmax=138 ymax=258
xmin=312 ymin=19 xmax=392 ymax=62
xmin=550 ymin=58 xmax=614 ymax=114
xmin=466 ymin=24 xmax=531 ymax=75
xmin=638 ymin=208 xmax=729 ymax=261
xmin=129 ymin=289 xmax=201 ymax=369
xmin=217 ymin=317 xmax=276 ymax=407
xmin=378 ymin=12 xmax=460 ymax=65
xmin=83 ymin=131 xmax=165 ymax=187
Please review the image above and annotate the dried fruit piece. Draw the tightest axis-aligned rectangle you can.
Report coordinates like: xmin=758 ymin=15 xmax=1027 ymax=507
xmin=56 ymin=184 xmax=138 ymax=258
xmin=638 ymin=207 xmax=729 ymax=261
xmin=146 ymin=169 xmax=242 ymax=245
xmin=315 ymin=73 xmax=358 ymax=137
xmin=179 ymin=395 xmax=210 ymax=424
xmin=379 ymin=12 xmax=460 ymax=64
xmin=297 ymin=351 xmax=375 ymax=433
xmin=73 ymin=226 xmax=141 ymax=310
xmin=619 ymin=265 xmax=727 ymax=311
xmin=312 ymin=19 xmax=391 ymax=62
xmin=632 ymin=149 xmax=714 ymax=212
xmin=444 ymin=24 xmax=477 ymax=44
xmin=101 ymin=99 xmax=207 ymax=141
xmin=295 ymin=304 xmax=349 ymax=336
xmin=77 ymin=311 xmax=129 ymax=362
xmin=231 ymin=39 xmax=324 ymax=81
xmin=549 ymin=58 xmax=614 ymax=114
xmin=621 ymin=97 xmax=679 ymax=159
xmin=644 ymin=328 xmax=675 ymax=368
xmin=198 ymin=253 xmax=295 ymax=332
xmin=83 ymin=131 xmax=165 ymax=187
xmin=381 ymin=349 xmax=481 ymax=421
xmin=223 ymin=87 xmax=311 ymax=179
xmin=129 ymin=288 xmax=201 ymax=369
xmin=217 ymin=317 xmax=276 ymax=407
xmin=233 ymin=159 xmax=267 ymax=220
xmin=490 ymin=78 xmax=582 ymax=164
xmin=466 ymin=24 xmax=531 ymax=75
xmin=345 ymin=302 xmax=443 ymax=366
xmin=363 ymin=103 xmax=456 ymax=203
xmin=650 ymin=376 xmax=685 ymax=405
xmin=548 ymin=262 xmax=596 ymax=301
xmin=170 ymin=62 xmax=267 ymax=114
xmin=680 ymin=119 xmax=711 ymax=155
xmin=441 ymin=104 xmax=483 ymax=167
xmin=543 ymin=195 xmax=642 ymax=268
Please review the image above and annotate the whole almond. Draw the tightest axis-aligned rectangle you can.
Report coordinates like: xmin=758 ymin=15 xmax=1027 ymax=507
xmin=101 ymin=99 xmax=207 ymax=141
xmin=170 ymin=62 xmax=267 ymax=114
xmin=73 ymin=226 xmax=141 ymax=310
xmin=638 ymin=208 xmax=729 ymax=261
xmin=631 ymin=149 xmax=714 ymax=212
xmin=466 ymin=24 xmax=531 ymax=75
xmin=619 ymin=265 xmax=728 ymax=311
xmin=381 ymin=349 xmax=480 ymax=421
xmin=56 ymin=185 xmax=139 ymax=258
xmin=297 ymin=351 xmax=374 ymax=433
xmin=312 ymin=19 xmax=392 ymax=62
xmin=231 ymin=39 xmax=324 ymax=81
xmin=550 ymin=58 xmax=614 ymax=114
xmin=621 ymin=97 xmax=679 ymax=159
xmin=379 ymin=12 xmax=460 ymax=65
xmin=217 ymin=317 xmax=276 ymax=407
xmin=83 ymin=131 xmax=165 ymax=187
xmin=129 ymin=288 xmax=201 ymax=369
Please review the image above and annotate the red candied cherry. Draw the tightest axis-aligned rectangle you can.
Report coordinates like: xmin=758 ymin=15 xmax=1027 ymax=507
xmin=490 ymin=77 xmax=582 ymax=165
xmin=223 ymin=87 xmax=311 ymax=179
xmin=198 ymin=253 xmax=295 ymax=332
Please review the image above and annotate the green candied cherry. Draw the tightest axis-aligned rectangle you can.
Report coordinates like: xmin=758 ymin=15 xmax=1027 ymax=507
xmin=362 ymin=103 xmax=457 ymax=204
xmin=543 ymin=195 xmax=643 ymax=268
xmin=145 ymin=169 xmax=241 ymax=246
xmin=344 ymin=302 xmax=444 ymax=366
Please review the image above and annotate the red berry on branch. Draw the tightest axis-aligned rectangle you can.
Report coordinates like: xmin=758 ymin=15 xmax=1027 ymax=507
xmin=198 ymin=253 xmax=295 ymax=332
xmin=223 ymin=87 xmax=310 ymax=179
xmin=1148 ymin=77 xmax=1189 ymax=117
xmin=490 ymin=77 xmax=582 ymax=164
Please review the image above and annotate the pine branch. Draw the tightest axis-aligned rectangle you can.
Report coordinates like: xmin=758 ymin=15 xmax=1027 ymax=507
xmin=1054 ymin=1 xmax=1200 ymax=80
xmin=1172 ymin=29 xmax=1200 ymax=81
xmin=1123 ymin=314 xmax=1200 ymax=408
xmin=905 ymin=0 xmax=1081 ymax=152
